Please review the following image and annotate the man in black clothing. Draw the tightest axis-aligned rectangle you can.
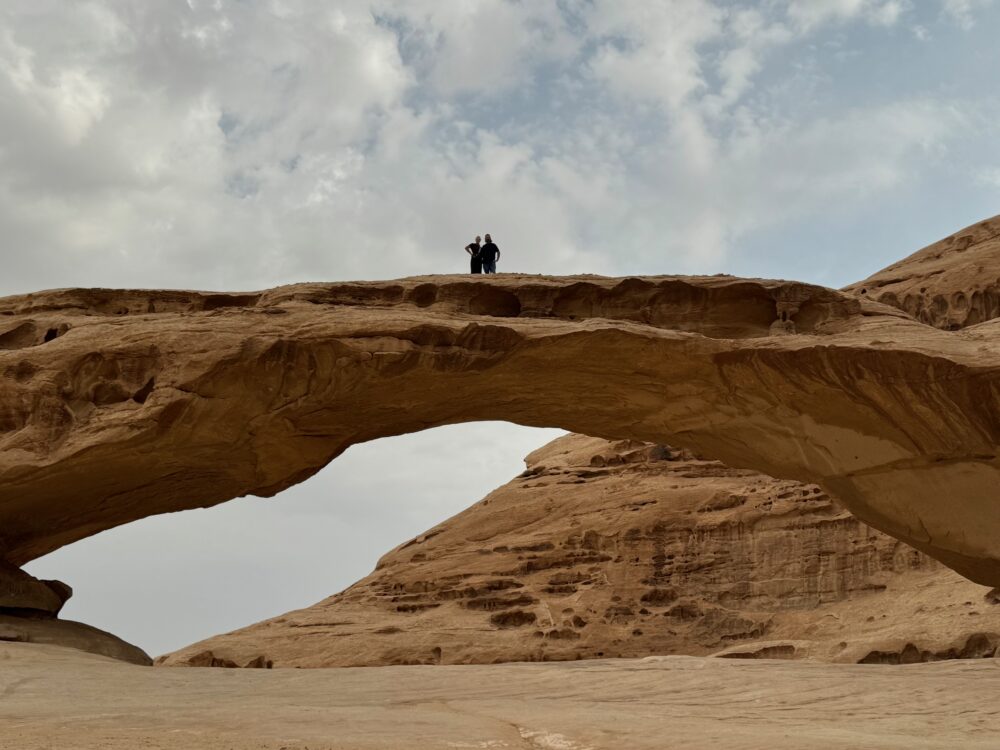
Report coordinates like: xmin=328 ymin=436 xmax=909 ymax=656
xmin=480 ymin=234 xmax=500 ymax=274
xmin=465 ymin=236 xmax=483 ymax=274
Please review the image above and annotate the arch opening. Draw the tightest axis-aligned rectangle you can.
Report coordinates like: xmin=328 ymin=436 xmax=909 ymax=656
xmin=23 ymin=422 xmax=564 ymax=657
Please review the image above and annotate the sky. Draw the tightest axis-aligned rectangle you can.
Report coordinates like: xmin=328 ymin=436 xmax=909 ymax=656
xmin=27 ymin=422 xmax=564 ymax=656
xmin=6 ymin=0 xmax=1000 ymax=656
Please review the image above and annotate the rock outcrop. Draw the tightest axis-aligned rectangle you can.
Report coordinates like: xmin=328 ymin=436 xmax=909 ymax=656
xmin=1 ymin=559 xmax=71 ymax=617
xmin=0 ymin=556 xmax=150 ymax=665
xmin=1 ymin=271 xmax=1000 ymax=591
xmin=0 ymin=615 xmax=151 ymax=665
xmin=160 ymin=434 xmax=1000 ymax=668
xmin=845 ymin=213 xmax=1000 ymax=330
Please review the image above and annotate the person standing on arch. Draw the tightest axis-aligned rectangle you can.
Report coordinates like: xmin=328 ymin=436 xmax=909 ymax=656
xmin=465 ymin=236 xmax=483 ymax=274
xmin=480 ymin=234 xmax=500 ymax=274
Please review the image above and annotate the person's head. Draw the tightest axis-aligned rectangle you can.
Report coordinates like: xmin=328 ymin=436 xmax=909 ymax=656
xmin=485 ymin=233 xmax=492 ymax=242
xmin=475 ymin=235 xmax=481 ymax=243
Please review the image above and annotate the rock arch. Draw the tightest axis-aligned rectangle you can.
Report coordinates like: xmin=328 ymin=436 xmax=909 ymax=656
xmin=1 ymin=273 xmax=999 ymax=592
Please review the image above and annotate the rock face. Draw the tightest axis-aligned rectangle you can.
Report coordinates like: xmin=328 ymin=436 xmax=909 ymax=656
xmin=1 ymin=272 xmax=1000 ymax=593
xmin=160 ymin=434 xmax=1000 ymax=668
xmin=845 ymin=213 xmax=1000 ymax=329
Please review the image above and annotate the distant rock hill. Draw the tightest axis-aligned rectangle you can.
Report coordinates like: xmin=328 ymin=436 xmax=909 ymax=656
xmin=160 ymin=433 xmax=1000 ymax=668
xmin=845 ymin=213 xmax=1000 ymax=329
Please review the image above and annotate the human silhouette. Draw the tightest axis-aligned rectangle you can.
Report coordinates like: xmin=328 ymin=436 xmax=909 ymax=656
xmin=465 ymin=236 xmax=483 ymax=274
xmin=480 ymin=234 xmax=500 ymax=274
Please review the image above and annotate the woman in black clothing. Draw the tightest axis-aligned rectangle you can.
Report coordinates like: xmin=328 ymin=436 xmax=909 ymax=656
xmin=465 ymin=236 xmax=483 ymax=274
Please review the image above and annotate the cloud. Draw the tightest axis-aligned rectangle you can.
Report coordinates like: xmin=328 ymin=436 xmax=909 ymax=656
xmin=584 ymin=0 xmax=725 ymax=109
xmin=373 ymin=0 xmax=579 ymax=96
xmin=0 ymin=0 xmax=995 ymax=297
xmin=784 ymin=0 xmax=911 ymax=30
xmin=0 ymin=0 xmax=413 ymax=291
xmin=941 ymin=0 xmax=995 ymax=28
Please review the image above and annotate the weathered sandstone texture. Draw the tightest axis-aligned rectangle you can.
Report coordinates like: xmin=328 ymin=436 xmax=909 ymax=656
xmin=1 ymin=270 xmax=1000 ymax=589
xmin=161 ymin=434 xmax=1000 ymax=668
xmin=845 ymin=213 xmax=1000 ymax=329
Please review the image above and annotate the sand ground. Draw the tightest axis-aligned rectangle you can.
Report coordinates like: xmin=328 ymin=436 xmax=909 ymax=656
xmin=1 ymin=643 xmax=998 ymax=749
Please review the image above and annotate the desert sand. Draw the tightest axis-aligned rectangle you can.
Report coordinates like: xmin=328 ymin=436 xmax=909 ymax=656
xmin=4 ymin=643 xmax=1000 ymax=750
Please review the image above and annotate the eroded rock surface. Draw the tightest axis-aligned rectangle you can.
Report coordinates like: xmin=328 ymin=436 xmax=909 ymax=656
xmin=1 ymin=271 xmax=1000 ymax=591
xmin=160 ymin=434 xmax=1000 ymax=668
xmin=845 ymin=213 xmax=1000 ymax=329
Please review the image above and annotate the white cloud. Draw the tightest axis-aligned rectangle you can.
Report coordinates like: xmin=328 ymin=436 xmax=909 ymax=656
xmin=785 ymin=0 xmax=911 ymax=30
xmin=0 ymin=34 xmax=110 ymax=145
xmin=584 ymin=0 xmax=724 ymax=109
xmin=976 ymin=166 xmax=1000 ymax=187
xmin=372 ymin=0 xmax=579 ymax=96
xmin=941 ymin=0 xmax=994 ymax=28
xmin=0 ymin=0 xmax=994 ymax=296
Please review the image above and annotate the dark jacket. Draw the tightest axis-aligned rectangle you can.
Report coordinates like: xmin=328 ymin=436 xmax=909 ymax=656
xmin=480 ymin=242 xmax=499 ymax=262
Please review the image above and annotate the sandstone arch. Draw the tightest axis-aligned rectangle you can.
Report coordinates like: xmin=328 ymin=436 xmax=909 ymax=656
xmin=2 ymin=272 xmax=1000 ymax=591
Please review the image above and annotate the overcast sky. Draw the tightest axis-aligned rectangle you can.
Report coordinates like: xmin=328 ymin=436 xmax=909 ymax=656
xmin=8 ymin=0 xmax=1000 ymax=656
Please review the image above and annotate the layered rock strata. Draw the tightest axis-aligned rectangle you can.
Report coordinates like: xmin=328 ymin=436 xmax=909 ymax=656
xmin=1 ymin=271 xmax=1000 ymax=588
xmin=161 ymin=434 xmax=1000 ymax=668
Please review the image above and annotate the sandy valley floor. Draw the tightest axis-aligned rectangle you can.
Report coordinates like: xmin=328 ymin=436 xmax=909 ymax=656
xmin=1 ymin=644 xmax=999 ymax=749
